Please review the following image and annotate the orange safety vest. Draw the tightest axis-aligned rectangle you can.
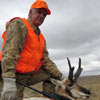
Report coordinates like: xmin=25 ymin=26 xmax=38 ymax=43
xmin=1 ymin=17 xmax=45 ymax=73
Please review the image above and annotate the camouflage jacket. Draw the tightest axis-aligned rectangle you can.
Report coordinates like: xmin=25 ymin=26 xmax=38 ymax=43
xmin=1 ymin=17 xmax=61 ymax=79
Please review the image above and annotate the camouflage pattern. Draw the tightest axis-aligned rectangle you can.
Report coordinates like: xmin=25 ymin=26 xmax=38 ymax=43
xmin=0 ymin=76 xmax=3 ymax=100
xmin=16 ymin=68 xmax=55 ymax=100
xmin=1 ymin=18 xmax=27 ymax=78
xmin=0 ymin=62 xmax=2 ymax=77
xmin=0 ymin=68 xmax=55 ymax=100
xmin=1 ymin=17 xmax=61 ymax=79
xmin=1 ymin=17 xmax=62 ymax=100
xmin=0 ymin=62 xmax=2 ymax=100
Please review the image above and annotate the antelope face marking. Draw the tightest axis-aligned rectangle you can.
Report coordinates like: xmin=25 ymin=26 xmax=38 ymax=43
xmin=66 ymin=84 xmax=91 ymax=99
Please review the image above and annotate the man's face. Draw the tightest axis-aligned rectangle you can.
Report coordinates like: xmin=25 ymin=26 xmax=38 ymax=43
xmin=29 ymin=8 xmax=47 ymax=26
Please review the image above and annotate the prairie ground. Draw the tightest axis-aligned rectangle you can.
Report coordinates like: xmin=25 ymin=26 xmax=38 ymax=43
xmin=24 ymin=75 xmax=100 ymax=100
xmin=78 ymin=75 xmax=100 ymax=100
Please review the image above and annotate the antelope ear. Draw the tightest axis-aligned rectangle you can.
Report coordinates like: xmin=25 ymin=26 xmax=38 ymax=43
xmin=50 ymin=78 xmax=62 ymax=86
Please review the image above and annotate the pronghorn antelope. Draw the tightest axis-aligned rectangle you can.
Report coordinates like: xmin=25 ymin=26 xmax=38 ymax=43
xmin=24 ymin=58 xmax=91 ymax=100
xmin=50 ymin=58 xmax=91 ymax=100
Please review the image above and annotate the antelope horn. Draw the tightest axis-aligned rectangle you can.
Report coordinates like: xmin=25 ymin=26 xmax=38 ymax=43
xmin=73 ymin=58 xmax=83 ymax=82
xmin=67 ymin=57 xmax=74 ymax=83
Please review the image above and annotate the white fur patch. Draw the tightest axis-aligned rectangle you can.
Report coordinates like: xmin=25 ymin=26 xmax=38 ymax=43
xmin=24 ymin=97 xmax=50 ymax=100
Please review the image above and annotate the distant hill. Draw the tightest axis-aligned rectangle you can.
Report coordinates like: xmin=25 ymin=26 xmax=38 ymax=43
xmin=79 ymin=75 xmax=100 ymax=85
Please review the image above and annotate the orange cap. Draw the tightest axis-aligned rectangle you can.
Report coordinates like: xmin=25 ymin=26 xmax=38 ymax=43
xmin=30 ymin=0 xmax=51 ymax=15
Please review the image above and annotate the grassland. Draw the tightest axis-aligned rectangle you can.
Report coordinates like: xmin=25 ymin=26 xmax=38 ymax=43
xmin=78 ymin=75 xmax=100 ymax=100
xmin=24 ymin=75 xmax=100 ymax=100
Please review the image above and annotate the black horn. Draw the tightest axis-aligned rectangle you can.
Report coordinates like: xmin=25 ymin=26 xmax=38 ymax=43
xmin=73 ymin=58 xmax=83 ymax=82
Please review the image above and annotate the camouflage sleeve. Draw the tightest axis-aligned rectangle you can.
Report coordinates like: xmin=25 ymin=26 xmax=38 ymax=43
xmin=42 ymin=41 xmax=62 ymax=79
xmin=1 ymin=19 xmax=27 ymax=78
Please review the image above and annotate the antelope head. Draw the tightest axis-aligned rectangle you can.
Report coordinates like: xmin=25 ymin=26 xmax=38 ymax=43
xmin=50 ymin=58 xmax=91 ymax=100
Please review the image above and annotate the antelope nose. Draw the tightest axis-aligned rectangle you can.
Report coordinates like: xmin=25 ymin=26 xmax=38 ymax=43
xmin=86 ymin=95 xmax=90 ymax=98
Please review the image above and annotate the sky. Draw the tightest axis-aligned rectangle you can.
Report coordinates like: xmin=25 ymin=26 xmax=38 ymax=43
xmin=0 ymin=0 xmax=100 ymax=76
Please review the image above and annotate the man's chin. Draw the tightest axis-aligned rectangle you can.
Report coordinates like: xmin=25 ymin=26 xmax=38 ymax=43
xmin=36 ymin=23 xmax=43 ymax=27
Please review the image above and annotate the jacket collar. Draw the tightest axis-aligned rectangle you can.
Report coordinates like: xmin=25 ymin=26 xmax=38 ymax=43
xmin=27 ymin=17 xmax=41 ymax=36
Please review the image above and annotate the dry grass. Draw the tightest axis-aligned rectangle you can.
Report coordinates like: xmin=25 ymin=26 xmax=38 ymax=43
xmin=78 ymin=75 xmax=100 ymax=100
xmin=24 ymin=75 xmax=100 ymax=100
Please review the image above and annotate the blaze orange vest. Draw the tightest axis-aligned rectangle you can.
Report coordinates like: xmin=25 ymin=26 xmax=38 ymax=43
xmin=1 ymin=17 xmax=45 ymax=73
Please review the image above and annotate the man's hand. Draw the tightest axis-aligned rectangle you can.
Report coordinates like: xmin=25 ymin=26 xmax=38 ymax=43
xmin=1 ymin=78 xmax=17 ymax=100
xmin=57 ymin=73 xmax=65 ymax=80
